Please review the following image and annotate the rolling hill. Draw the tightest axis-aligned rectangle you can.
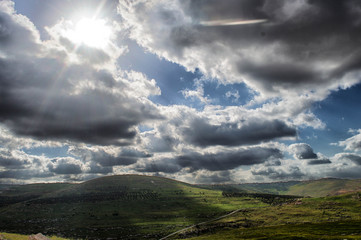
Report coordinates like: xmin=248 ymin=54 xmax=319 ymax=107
xmin=1 ymin=175 xmax=361 ymax=240
xmin=199 ymin=178 xmax=361 ymax=197
xmin=172 ymin=192 xmax=361 ymax=239
xmin=0 ymin=175 xmax=266 ymax=239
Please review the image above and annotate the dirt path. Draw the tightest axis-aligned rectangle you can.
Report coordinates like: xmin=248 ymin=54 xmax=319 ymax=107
xmin=159 ymin=208 xmax=242 ymax=240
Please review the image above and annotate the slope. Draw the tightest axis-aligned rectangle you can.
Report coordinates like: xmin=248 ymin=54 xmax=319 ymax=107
xmin=285 ymin=178 xmax=361 ymax=197
xmin=170 ymin=191 xmax=361 ymax=239
xmin=199 ymin=178 xmax=361 ymax=197
xmin=0 ymin=175 xmax=266 ymax=240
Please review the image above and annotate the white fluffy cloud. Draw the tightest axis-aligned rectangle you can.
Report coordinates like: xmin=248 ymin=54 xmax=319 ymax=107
xmin=0 ymin=0 xmax=360 ymax=183
xmin=118 ymin=0 xmax=361 ymax=98
xmin=338 ymin=129 xmax=361 ymax=152
xmin=117 ymin=0 xmax=361 ymax=135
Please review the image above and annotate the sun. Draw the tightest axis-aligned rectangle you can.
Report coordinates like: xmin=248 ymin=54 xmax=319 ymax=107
xmin=69 ymin=18 xmax=112 ymax=48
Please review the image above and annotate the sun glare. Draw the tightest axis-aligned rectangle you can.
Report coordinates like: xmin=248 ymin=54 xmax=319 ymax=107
xmin=69 ymin=18 xmax=112 ymax=48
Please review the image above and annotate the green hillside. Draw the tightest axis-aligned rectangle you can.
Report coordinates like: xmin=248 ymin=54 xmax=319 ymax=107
xmin=285 ymin=178 xmax=361 ymax=197
xmin=171 ymin=192 xmax=361 ymax=239
xmin=0 ymin=183 xmax=73 ymax=208
xmin=198 ymin=181 xmax=300 ymax=195
xmin=200 ymin=178 xmax=361 ymax=197
xmin=1 ymin=176 xmax=361 ymax=239
xmin=0 ymin=175 xmax=266 ymax=239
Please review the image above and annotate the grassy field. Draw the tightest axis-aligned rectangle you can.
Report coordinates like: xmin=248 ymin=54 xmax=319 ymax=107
xmin=286 ymin=178 xmax=361 ymax=197
xmin=0 ymin=175 xmax=267 ymax=239
xmin=178 ymin=221 xmax=361 ymax=240
xmin=0 ymin=232 xmax=69 ymax=240
xmin=169 ymin=192 xmax=361 ymax=239
xmin=1 ymin=175 xmax=361 ymax=239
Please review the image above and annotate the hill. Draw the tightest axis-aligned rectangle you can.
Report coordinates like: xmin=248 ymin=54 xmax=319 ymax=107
xmin=285 ymin=178 xmax=361 ymax=197
xmin=199 ymin=178 xmax=361 ymax=197
xmin=171 ymin=192 xmax=361 ymax=239
xmin=0 ymin=175 xmax=266 ymax=239
xmin=1 ymin=175 xmax=361 ymax=239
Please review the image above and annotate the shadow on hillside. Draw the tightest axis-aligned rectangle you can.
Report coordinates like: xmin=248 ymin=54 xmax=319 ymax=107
xmin=0 ymin=176 xmax=231 ymax=240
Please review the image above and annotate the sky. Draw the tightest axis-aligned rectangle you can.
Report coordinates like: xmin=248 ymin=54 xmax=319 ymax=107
xmin=0 ymin=0 xmax=361 ymax=184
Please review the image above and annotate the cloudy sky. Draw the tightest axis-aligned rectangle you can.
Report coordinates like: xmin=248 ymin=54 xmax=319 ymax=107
xmin=1 ymin=0 xmax=361 ymax=184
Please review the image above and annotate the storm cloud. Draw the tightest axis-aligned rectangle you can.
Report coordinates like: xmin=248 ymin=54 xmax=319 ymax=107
xmin=177 ymin=147 xmax=283 ymax=171
xmin=135 ymin=159 xmax=182 ymax=174
xmin=48 ymin=162 xmax=83 ymax=175
xmin=183 ymin=118 xmax=296 ymax=147
xmin=0 ymin=2 xmax=161 ymax=146
xmin=0 ymin=0 xmax=360 ymax=183
xmin=69 ymin=146 xmax=152 ymax=167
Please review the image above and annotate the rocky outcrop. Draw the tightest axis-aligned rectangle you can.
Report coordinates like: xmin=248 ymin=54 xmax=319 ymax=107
xmin=28 ymin=233 xmax=50 ymax=240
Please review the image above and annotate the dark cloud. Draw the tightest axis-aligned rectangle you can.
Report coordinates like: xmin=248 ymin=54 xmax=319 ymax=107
xmin=143 ymin=124 xmax=178 ymax=152
xmin=0 ymin=169 xmax=53 ymax=179
xmin=0 ymin=59 xmax=159 ymax=145
xmin=252 ymin=166 xmax=305 ymax=180
xmin=135 ymin=159 xmax=182 ymax=173
xmin=135 ymin=147 xmax=283 ymax=174
xmin=0 ymin=4 xmax=41 ymax=57
xmin=0 ymin=157 xmax=26 ymax=168
xmin=323 ymin=165 xmax=361 ymax=179
xmin=85 ymin=149 xmax=151 ymax=167
xmin=307 ymin=159 xmax=331 ymax=165
xmin=237 ymin=61 xmax=320 ymax=92
xmin=0 ymin=4 xmax=161 ymax=146
xmin=87 ymin=163 xmax=113 ymax=174
xmin=192 ymin=171 xmax=232 ymax=184
xmin=337 ymin=153 xmax=361 ymax=165
xmin=289 ymin=143 xmax=317 ymax=160
xmin=182 ymin=0 xmax=267 ymax=21
xmin=0 ymin=151 xmax=29 ymax=169
xmin=119 ymin=0 xmax=361 ymax=95
xmin=183 ymin=118 xmax=296 ymax=147
xmin=95 ymin=156 xmax=136 ymax=167
xmin=120 ymin=149 xmax=153 ymax=158
xmin=48 ymin=162 xmax=82 ymax=175
xmin=177 ymin=147 xmax=282 ymax=171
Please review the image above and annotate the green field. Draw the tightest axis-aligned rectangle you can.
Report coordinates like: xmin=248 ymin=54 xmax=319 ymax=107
xmin=0 ymin=175 xmax=266 ymax=239
xmin=1 ymin=175 xmax=361 ymax=240
xmin=0 ymin=232 xmax=68 ymax=240
xmin=171 ymin=192 xmax=361 ymax=239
